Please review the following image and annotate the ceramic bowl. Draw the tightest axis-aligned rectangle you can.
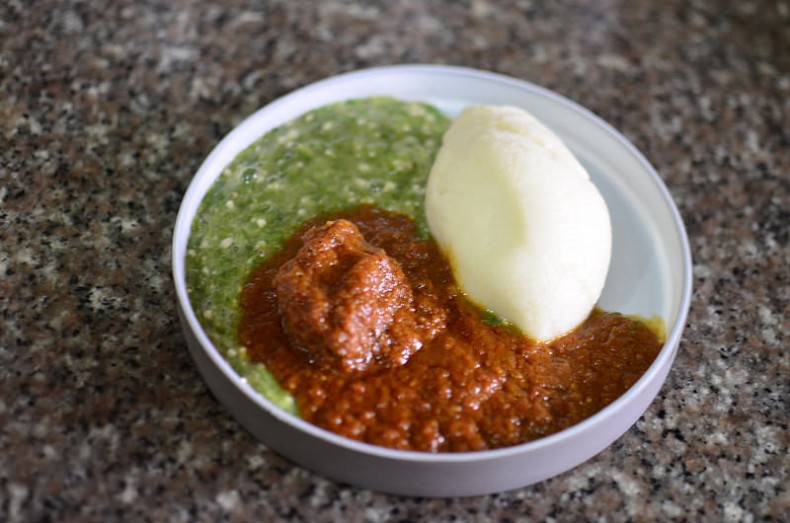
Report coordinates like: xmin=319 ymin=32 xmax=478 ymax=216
xmin=172 ymin=65 xmax=692 ymax=497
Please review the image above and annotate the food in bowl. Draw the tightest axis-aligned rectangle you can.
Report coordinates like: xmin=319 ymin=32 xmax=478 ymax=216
xmin=186 ymin=96 xmax=663 ymax=452
xmin=427 ymin=105 xmax=612 ymax=341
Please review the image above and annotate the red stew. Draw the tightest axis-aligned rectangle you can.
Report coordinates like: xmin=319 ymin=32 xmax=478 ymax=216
xmin=239 ymin=206 xmax=662 ymax=452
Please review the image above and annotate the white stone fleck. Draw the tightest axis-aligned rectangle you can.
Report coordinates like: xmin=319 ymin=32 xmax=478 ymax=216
xmin=566 ymin=473 xmax=589 ymax=491
xmin=723 ymin=500 xmax=750 ymax=523
xmin=14 ymin=247 xmax=35 ymax=266
xmin=7 ymin=483 xmax=29 ymax=523
xmin=158 ymin=45 xmax=198 ymax=72
xmin=247 ymin=454 xmax=266 ymax=470
xmin=111 ymin=216 xmax=139 ymax=233
xmin=758 ymin=304 xmax=776 ymax=325
xmin=177 ymin=440 xmax=193 ymax=463
xmin=62 ymin=10 xmax=84 ymax=34
xmin=611 ymin=470 xmax=641 ymax=497
xmin=216 ymin=490 xmax=240 ymax=511
xmin=661 ymin=500 xmax=683 ymax=518
xmin=89 ymin=286 xmax=124 ymax=311
xmin=32 ymin=420 xmax=49 ymax=439
xmin=712 ymin=431 xmax=728 ymax=444
xmin=27 ymin=115 xmax=42 ymax=135
xmin=86 ymin=82 xmax=110 ymax=99
xmin=119 ymin=480 xmax=138 ymax=504
xmin=597 ymin=53 xmax=630 ymax=71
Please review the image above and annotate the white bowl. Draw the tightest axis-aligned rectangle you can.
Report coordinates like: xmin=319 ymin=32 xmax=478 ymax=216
xmin=172 ymin=65 xmax=692 ymax=497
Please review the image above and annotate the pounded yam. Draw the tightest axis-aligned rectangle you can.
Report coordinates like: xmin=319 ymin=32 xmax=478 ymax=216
xmin=425 ymin=104 xmax=611 ymax=341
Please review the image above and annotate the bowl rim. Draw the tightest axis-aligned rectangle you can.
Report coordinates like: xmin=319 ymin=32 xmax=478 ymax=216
xmin=172 ymin=63 xmax=693 ymax=463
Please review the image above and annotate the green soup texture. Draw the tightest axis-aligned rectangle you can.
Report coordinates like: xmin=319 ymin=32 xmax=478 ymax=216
xmin=186 ymin=97 xmax=451 ymax=411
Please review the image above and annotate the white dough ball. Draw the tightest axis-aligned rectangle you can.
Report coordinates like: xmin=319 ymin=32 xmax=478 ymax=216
xmin=425 ymin=104 xmax=612 ymax=341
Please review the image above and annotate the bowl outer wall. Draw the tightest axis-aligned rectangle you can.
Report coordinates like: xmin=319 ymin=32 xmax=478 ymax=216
xmin=172 ymin=65 xmax=692 ymax=497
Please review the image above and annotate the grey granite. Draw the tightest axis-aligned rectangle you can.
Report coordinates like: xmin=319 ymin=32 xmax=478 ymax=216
xmin=1 ymin=0 xmax=787 ymax=521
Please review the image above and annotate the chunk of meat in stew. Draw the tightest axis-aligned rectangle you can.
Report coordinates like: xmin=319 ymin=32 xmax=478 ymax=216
xmin=273 ymin=219 xmax=423 ymax=372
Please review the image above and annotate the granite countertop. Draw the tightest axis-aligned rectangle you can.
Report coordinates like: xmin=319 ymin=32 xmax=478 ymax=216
xmin=2 ymin=0 xmax=787 ymax=520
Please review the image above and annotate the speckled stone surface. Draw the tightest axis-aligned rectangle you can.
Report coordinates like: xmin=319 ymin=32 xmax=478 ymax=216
xmin=1 ymin=0 xmax=788 ymax=521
